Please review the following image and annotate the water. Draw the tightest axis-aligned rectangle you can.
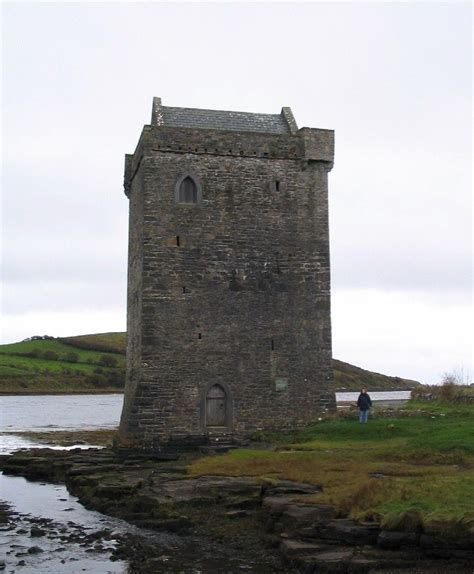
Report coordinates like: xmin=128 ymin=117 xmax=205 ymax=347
xmin=0 ymin=475 xmax=129 ymax=573
xmin=0 ymin=394 xmax=124 ymax=431
xmin=0 ymin=394 xmax=124 ymax=454
xmin=0 ymin=394 xmax=129 ymax=573
xmin=335 ymin=391 xmax=412 ymax=402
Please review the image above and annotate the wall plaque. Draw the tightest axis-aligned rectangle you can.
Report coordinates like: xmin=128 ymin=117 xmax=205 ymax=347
xmin=275 ymin=378 xmax=288 ymax=392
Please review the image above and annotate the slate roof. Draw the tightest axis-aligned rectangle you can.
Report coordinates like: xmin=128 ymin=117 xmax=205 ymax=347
xmin=154 ymin=104 xmax=293 ymax=135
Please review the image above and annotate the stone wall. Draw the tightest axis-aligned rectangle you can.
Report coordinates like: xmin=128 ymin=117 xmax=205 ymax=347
xmin=119 ymin=122 xmax=335 ymax=450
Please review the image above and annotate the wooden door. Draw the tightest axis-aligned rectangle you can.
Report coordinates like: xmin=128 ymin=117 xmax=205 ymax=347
xmin=206 ymin=384 xmax=226 ymax=426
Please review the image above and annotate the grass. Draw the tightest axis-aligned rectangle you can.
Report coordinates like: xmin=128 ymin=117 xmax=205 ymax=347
xmin=59 ymin=332 xmax=126 ymax=355
xmin=0 ymin=353 xmax=107 ymax=375
xmin=188 ymin=401 xmax=474 ymax=536
xmin=0 ymin=338 xmax=125 ymax=365
xmin=0 ymin=336 xmax=125 ymax=394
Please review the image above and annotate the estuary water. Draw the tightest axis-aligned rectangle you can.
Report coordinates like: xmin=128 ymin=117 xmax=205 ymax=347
xmin=0 ymin=394 xmax=124 ymax=454
xmin=0 ymin=393 xmax=124 ymax=431
xmin=335 ymin=390 xmax=412 ymax=402
xmin=0 ymin=394 xmax=129 ymax=573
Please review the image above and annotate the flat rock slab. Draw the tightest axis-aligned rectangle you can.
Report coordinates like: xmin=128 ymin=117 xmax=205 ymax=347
xmin=264 ymin=480 xmax=321 ymax=496
xmin=225 ymin=510 xmax=249 ymax=519
xmin=262 ymin=496 xmax=295 ymax=515
xmin=420 ymin=534 xmax=474 ymax=550
xmin=67 ymin=464 xmax=123 ymax=476
xmin=293 ymin=548 xmax=354 ymax=574
xmin=316 ymin=519 xmax=380 ymax=545
xmin=280 ymin=538 xmax=328 ymax=556
xmin=150 ymin=475 xmax=262 ymax=504
xmin=378 ymin=530 xmax=419 ymax=549
xmin=279 ymin=504 xmax=338 ymax=532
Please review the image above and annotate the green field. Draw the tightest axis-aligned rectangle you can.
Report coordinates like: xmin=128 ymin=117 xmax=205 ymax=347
xmin=189 ymin=401 xmax=474 ymax=535
xmin=0 ymin=333 xmax=125 ymax=393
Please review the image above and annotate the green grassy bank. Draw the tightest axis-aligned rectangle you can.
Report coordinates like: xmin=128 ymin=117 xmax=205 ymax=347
xmin=189 ymin=401 xmax=474 ymax=536
xmin=0 ymin=333 xmax=125 ymax=393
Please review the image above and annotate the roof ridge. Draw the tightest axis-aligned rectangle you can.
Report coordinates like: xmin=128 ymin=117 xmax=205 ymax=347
xmin=151 ymin=97 xmax=297 ymax=135
xmin=162 ymin=104 xmax=283 ymax=117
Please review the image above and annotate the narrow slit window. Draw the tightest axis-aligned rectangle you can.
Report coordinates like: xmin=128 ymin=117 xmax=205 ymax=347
xmin=179 ymin=176 xmax=198 ymax=204
xmin=198 ymin=333 xmax=202 ymax=340
xmin=271 ymin=339 xmax=275 ymax=351
xmin=182 ymin=286 xmax=186 ymax=293
xmin=275 ymin=181 xmax=280 ymax=191
xmin=176 ymin=236 xmax=180 ymax=246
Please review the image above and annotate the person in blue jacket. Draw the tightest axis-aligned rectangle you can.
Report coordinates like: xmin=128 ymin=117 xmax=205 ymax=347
xmin=357 ymin=388 xmax=372 ymax=423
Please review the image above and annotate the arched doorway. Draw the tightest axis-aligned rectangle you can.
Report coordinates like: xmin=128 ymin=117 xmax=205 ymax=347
xmin=206 ymin=384 xmax=227 ymax=427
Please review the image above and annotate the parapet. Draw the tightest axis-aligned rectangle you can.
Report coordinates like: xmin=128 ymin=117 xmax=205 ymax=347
xmin=299 ymin=127 xmax=334 ymax=165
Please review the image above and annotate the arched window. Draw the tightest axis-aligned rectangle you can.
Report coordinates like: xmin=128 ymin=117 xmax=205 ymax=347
xmin=179 ymin=176 xmax=198 ymax=204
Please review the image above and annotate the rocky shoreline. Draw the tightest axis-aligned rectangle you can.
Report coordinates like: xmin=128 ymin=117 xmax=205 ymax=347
xmin=0 ymin=447 xmax=472 ymax=573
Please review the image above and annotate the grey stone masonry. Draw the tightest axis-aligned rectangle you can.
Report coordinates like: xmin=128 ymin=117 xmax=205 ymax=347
xmin=118 ymin=98 xmax=335 ymax=452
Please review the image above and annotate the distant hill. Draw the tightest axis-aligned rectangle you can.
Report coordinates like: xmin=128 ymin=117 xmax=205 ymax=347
xmin=59 ymin=332 xmax=126 ymax=355
xmin=332 ymin=359 xmax=420 ymax=391
xmin=0 ymin=332 xmax=421 ymax=394
xmin=0 ymin=333 xmax=125 ymax=394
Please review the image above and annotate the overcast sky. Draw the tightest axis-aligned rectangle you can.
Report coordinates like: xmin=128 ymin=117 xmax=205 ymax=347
xmin=1 ymin=1 xmax=472 ymax=384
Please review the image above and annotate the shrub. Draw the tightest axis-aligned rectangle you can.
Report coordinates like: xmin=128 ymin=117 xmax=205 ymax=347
xmin=64 ymin=352 xmax=79 ymax=363
xmin=106 ymin=368 xmax=125 ymax=387
xmin=43 ymin=350 xmax=59 ymax=361
xmin=86 ymin=374 xmax=109 ymax=388
xmin=439 ymin=382 xmax=457 ymax=402
xmin=98 ymin=355 xmax=118 ymax=368
xmin=24 ymin=348 xmax=42 ymax=358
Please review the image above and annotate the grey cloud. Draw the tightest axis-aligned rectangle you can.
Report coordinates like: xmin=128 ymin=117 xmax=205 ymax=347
xmin=1 ymin=2 xmax=471 ymax=381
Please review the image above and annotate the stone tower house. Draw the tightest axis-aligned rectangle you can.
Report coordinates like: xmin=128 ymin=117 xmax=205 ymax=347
xmin=118 ymin=98 xmax=335 ymax=451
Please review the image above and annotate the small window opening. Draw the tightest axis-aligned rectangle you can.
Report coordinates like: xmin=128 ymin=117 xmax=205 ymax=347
xmin=182 ymin=286 xmax=186 ymax=293
xmin=275 ymin=181 xmax=280 ymax=191
xmin=176 ymin=236 xmax=180 ymax=247
xmin=179 ymin=176 xmax=198 ymax=204
xmin=198 ymin=333 xmax=202 ymax=340
xmin=271 ymin=339 xmax=275 ymax=351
